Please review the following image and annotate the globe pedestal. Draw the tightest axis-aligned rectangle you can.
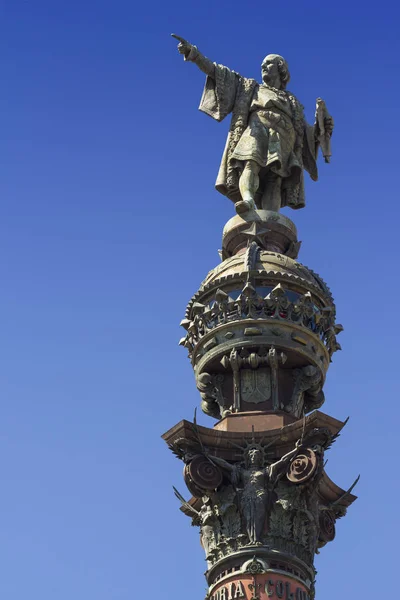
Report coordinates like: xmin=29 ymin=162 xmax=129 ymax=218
xmin=163 ymin=211 xmax=357 ymax=600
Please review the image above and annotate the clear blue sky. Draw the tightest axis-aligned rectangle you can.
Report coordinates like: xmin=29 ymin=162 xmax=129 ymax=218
xmin=1 ymin=1 xmax=399 ymax=598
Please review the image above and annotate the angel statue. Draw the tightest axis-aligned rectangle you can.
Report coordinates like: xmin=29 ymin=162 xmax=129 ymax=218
xmin=209 ymin=440 xmax=302 ymax=545
xmin=172 ymin=35 xmax=334 ymax=215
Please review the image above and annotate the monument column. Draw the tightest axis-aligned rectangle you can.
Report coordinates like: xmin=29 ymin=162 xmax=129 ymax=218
xmin=163 ymin=37 xmax=358 ymax=600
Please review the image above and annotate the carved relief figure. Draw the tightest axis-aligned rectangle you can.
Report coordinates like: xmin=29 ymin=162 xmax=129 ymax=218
xmin=208 ymin=441 xmax=302 ymax=544
xmin=196 ymin=372 xmax=229 ymax=419
xmin=173 ymin=35 xmax=333 ymax=215
xmin=199 ymin=497 xmax=221 ymax=562
xmin=285 ymin=365 xmax=324 ymax=418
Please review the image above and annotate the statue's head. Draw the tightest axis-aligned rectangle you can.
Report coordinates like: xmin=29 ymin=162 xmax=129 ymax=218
xmin=261 ymin=54 xmax=290 ymax=90
xmin=247 ymin=448 xmax=263 ymax=467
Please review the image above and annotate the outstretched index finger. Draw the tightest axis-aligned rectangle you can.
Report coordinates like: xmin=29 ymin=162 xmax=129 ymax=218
xmin=171 ymin=33 xmax=188 ymax=44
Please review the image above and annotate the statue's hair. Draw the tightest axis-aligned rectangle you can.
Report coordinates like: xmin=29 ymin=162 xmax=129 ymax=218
xmin=276 ymin=57 xmax=290 ymax=89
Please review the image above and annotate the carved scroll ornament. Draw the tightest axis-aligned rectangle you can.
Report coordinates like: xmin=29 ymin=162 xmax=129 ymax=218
xmin=286 ymin=447 xmax=318 ymax=484
xmin=184 ymin=454 xmax=223 ymax=497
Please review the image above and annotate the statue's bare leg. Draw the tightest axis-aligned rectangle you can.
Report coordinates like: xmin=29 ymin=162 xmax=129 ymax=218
xmin=236 ymin=160 xmax=259 ymax=214
xmin=261 ymin=172 xmax=282 ymax=212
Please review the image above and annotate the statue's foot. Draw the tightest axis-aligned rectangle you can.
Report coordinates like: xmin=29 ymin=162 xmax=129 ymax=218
xmin=245 ymin=540 xmax=263 ymax=547
xmin=235 ymin=199 xmax=255 ymax=215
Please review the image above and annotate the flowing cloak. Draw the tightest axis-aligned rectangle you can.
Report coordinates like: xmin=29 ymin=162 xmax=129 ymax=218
xmin=198 ymin=63 xmax=319 ymax=209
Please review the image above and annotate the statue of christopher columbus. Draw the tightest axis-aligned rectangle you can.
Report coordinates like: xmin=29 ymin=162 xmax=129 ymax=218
xmin=172 ymin=35 xmax=334 ymax=215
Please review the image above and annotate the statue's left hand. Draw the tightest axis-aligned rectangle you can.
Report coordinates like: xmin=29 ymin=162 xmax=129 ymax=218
xmin=324 ymin=115 xmax=334 ymax=136
xmin=315 ymin=98 xmax=334 ymax=137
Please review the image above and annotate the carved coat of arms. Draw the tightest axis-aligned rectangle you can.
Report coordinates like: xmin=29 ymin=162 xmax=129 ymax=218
xmin=241 ymin=368 xmax=271 ymax=404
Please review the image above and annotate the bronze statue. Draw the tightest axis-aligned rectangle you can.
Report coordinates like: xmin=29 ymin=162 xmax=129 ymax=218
xmin=208 ymin=441 xmax=302 ymax=545
xmin=172 ymin=35 xmax=334 ymax=215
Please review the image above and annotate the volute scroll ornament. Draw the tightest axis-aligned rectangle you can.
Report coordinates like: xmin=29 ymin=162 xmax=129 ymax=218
xmin=184 ymin=454 xmax=223 ymax=497
xmin=286 ymin=447 xmax=318 ymax=484
xmin=318 ymin=509 xmax=336 ymax=544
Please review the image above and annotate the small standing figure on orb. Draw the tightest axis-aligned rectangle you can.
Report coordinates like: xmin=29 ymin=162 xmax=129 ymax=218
xmin=172 ymin=35 xmax=334 ymax=215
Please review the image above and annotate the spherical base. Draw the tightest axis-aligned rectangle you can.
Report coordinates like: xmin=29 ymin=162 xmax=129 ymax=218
xmin=222 ymin=210 xmax=300 ymax=259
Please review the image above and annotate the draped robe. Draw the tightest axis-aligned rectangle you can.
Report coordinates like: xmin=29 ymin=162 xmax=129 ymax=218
xmin=198 ymin=63 xmax=320 ymax=209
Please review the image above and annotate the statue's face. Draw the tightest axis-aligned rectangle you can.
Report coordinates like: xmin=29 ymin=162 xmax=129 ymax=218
xmin=248 ymin=449 xmax=262 ymax=466
xmin=261 ymin=55 xmax=280 ymax=85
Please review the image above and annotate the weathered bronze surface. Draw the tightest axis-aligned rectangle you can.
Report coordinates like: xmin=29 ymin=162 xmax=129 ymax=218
xmin=164 ymin=38 xmax=357 ymax=600
xmin=171 ymin=35 xmax=334 ymax=216
xmin=180 ymin=242 xmax=340 ymax=420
